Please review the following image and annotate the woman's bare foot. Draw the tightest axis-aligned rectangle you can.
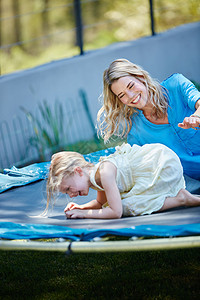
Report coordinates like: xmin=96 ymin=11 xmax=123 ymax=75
xmin=176 ymin=189 xmax=200 ymax=206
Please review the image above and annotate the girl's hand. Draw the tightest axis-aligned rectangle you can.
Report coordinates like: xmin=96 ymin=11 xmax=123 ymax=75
xmin=64 ymin=202 xmax=83 ymax=212
xmin=65 ymin=209 xmax=86 ymax=219
xmin=178 ymin=115 xmax=200 ymax=129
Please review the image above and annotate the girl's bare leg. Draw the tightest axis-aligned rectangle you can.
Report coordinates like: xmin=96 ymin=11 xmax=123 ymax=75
xmin=158 ymin=189 xmax=200 ymax=212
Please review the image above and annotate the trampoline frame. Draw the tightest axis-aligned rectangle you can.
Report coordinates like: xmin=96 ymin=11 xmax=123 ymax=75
xmin=1 ymin=236 xmax=200 ymax=252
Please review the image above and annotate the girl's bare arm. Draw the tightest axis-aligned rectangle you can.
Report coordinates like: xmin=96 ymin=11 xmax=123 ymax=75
xmin=65 ymin=162 xmax=123 ymax=219
xmin=64 ymin=191 xmax=107 ymax=212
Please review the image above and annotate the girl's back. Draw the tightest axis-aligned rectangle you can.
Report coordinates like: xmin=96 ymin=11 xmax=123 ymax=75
xmin=90 ymin=143 xmax=185 ymax=216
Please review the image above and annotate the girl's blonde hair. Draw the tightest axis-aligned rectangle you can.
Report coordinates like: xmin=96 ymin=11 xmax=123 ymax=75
xmin=97 ymin=58 xmax=168 ymax=142
xmin=45 ymin=151 xmax=93 ymax=214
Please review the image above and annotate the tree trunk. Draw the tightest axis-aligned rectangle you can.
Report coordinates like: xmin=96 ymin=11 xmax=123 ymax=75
xmin=12 ymin=0 xmax=22 ymax=47
xmin=42 ymin=0 xmax=49 ymax=45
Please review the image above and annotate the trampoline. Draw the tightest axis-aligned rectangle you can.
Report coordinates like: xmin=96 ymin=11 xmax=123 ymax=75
xmin=1 ymin=148 xmax=200 ymax=252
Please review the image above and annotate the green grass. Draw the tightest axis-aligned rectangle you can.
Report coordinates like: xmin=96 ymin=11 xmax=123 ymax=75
xmin=0 ymin=248 xmax=199 ymax=299
xmin=64 ymin=137 xmax=125 ymax=155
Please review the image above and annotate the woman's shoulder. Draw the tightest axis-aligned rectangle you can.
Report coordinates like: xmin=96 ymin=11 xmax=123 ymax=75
xmin=161 ymin=73 xmax=185 ymax=88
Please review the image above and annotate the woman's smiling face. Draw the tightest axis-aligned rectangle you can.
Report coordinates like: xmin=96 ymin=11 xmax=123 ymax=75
xmin=111 ymin=76 xmax=149 ymax=110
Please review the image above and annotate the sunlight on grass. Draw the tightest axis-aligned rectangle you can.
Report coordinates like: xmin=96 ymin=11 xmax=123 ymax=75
xmin=1 ymin=44 xmax=80 ymax=74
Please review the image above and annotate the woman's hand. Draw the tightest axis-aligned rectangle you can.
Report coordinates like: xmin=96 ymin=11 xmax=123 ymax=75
xmin=178 ymin=115 xmax=200 ymax=129
xmin=64 ymin=202 xmax=83 ymax=212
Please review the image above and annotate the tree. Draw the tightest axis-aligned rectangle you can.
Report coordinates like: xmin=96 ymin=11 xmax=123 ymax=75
xmin=12 ymin=0 xmax=22 ymax=48
xmin=41 ymin=0 xmax=49 ymax=45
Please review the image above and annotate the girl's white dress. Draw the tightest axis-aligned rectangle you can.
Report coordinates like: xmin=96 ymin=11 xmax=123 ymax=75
xmin=90 ymin=143 xmax=185 ymax=217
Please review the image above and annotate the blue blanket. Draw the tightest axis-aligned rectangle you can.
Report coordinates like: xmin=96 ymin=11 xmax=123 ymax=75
xmin=0 ymin=148 xmax=115 ymax=193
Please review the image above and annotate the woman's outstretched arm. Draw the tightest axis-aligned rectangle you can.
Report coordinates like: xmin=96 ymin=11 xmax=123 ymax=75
xmin=178 ymin=99 xmax=200 ymax=129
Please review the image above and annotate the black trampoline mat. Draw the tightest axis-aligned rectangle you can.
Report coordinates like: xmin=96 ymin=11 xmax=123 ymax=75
xmin=0 ymin=180 xmax=200 ymax=229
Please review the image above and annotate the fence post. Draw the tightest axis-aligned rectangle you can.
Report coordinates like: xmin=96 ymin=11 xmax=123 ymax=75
xmin=74 ymin=0 xmax=84 ymax=55
xmin=149 ymin=0 xmax=155 ymax=36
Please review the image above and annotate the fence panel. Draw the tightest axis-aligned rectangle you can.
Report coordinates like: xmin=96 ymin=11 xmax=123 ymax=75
xmin=0 ymin=91 xmax=96 ymax=170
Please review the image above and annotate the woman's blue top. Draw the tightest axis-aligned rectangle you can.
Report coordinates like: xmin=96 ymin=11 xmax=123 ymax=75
xmin=127 ymin=73 xmax=200 ymax=180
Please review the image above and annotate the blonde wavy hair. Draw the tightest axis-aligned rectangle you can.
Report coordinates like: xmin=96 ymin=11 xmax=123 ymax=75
xmin=97 ymin=58 xmax=168 ymax=142
xmin=45 ymin=151 xmax=93 ymax=214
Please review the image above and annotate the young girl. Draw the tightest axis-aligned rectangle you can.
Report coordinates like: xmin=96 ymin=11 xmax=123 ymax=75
xmin=46 ymin=143 xmax=200 ymax=219
xmin=97 ymin=58 xmax=200 ymax=180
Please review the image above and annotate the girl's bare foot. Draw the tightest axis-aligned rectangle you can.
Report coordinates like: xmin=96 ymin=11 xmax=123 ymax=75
xmin=176 ymin=189 xmax=200 ymax=206
xmin=158 ymin=189 xmax=200 ymax=212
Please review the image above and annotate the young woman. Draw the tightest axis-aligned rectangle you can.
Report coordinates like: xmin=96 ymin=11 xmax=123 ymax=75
xmin=97 ymin=58 xmax=200 ymax=180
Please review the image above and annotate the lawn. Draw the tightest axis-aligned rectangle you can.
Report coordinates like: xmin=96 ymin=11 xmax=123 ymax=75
xmin=0 ymin=248 xmax=199 ymax=300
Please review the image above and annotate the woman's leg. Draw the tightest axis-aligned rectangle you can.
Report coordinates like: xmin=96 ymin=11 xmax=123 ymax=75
xmin=158 ymin=189 xmax=200 ymax=212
